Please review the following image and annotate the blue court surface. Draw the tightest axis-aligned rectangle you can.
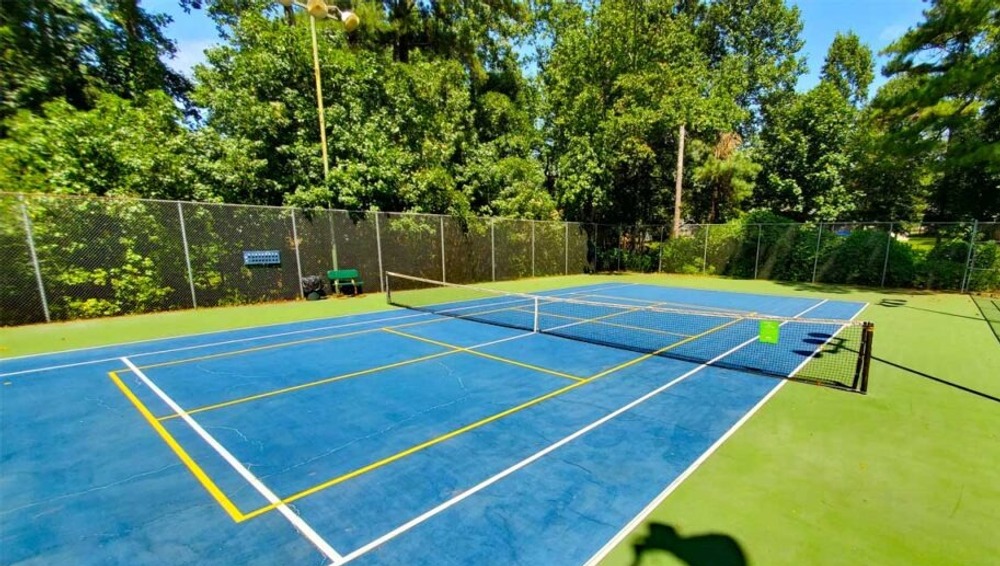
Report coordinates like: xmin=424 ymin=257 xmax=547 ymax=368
xmin=0 ymin=282 xmax=866 ymax=565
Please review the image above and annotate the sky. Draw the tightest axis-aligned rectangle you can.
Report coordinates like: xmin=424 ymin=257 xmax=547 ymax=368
xmin=154 ymin=0 xmax=929 ymax=95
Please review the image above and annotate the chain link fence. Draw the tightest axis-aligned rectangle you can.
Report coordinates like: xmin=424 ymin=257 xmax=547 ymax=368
xmin=3 ymin=192 xmax=998 ymax=326
xmin=591 ymin=220 xmax=1000 ymax=294
xmin=1 ymin=194 xmax=593 ymax=326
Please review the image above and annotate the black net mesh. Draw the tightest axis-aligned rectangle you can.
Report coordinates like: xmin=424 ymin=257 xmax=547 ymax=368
xmin=0 ymin=194 xmax=46 ymax=325
xmin=442 ymin=216 xmax=491 ymax=284
xmin=27 ymin=195 xmax=192 ymax=319
xmin=494 ymin=219 xmax=533 ymax=280
xmin=968 ymin=223 xmax=1000 ymax=293
xmin=330 ymin=211 xmax=381 ymax=292
xmin=183 ymin=202 xmax=298 ymax=307
xmin=534 ymin=220 xmax=567 ymax=277
xmin=292 ymin=209 xmax=337 ymax=292
xmin=387 ymin=272 xmax=873 ymax=391
xmin=379 ymin=213 xmax=442 ymax=283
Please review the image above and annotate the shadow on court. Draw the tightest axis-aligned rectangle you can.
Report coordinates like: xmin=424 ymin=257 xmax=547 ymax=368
xmin=631 ymin=523 xmax=746 ymax=566
xmin=877 ymin=298 xmax=986 ymax=322
xmin=873 ymin=356 xmax=1000 ymax=404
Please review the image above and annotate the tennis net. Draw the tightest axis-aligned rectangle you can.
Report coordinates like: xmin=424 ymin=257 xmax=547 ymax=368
xmin=386 ymin=272 xmax=874 ymax=392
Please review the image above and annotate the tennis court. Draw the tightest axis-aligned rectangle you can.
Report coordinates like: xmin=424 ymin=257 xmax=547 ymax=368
xmin=1 ymin=277 xmax=870 ymax=565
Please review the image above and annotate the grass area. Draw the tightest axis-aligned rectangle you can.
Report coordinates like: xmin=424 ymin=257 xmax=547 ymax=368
xmin=3 ymin=273 xmax=997 ymax=565
xmin=599 ymin=274 xmax=1000 ymax=566
xmin=904 ymin=234 xmax=939 ymax=253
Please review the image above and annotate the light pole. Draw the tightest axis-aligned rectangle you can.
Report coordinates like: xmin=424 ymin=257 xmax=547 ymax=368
xmin=277 ymin=0 xmax=359 ymax=179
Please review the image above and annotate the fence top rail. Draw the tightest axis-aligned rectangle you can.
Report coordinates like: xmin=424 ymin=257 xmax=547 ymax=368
xmin=5 ymin=192 xmax=997 ymax=227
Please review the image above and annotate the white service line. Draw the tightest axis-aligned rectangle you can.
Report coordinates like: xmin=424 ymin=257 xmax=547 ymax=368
xmin=119 ymin=357 xmax=345 ymax=566
xmin=3 ymin=283 xmax=632 ymax=378
xmin=338 ymin=298 xmax=830 ymax=564
xmin=584 ymin=299 xmax=867 ymax=566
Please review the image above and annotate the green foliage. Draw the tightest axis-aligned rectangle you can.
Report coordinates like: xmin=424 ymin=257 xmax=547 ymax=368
xmin=0 ymin=0 xmax=191 ymax=125
xmin=752 ymin=82 xmax=859 ymax=221
xmin=0 ymin=93 xmax=233 ymax=201
xmin=878 ymin=0 xmax=1000 ymax=220
xmin=821 ymin=31 xmax=874 ymax=105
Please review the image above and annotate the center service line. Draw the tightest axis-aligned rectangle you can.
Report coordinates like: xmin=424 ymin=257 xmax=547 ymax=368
xmin=338 ymin=299 xmax=829 ymax=563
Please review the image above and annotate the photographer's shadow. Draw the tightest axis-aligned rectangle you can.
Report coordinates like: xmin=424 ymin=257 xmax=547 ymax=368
xmin=632 ymin=523 xmax=746 ymax=566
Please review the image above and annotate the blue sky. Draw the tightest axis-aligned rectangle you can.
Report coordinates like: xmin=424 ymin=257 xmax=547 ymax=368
xmin=155 ymin=0 xmax=927 ymax=95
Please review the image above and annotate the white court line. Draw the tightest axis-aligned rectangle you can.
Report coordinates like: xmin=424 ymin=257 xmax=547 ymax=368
xmin=583 ymin=301 xmax=869 ymax=566
xmin=3 ymin=283 xmax=633 ymax=378
xmin=574 ymin=293 xmax=755 ymax=314
xmin=338 ymin=299 xmax=830 ymax=564
xmin=3 ymin=282 xmax=631 ymax=363
xmin=120 ymin=357 xmax=345 ymax=566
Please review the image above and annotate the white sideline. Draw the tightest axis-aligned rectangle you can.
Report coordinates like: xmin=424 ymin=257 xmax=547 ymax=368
xmin=2 ymin=283 xmax=632 ymax=378
xmin=338 ymin=299 xmax=831 ymax=563
xmin=583 ymin=300 xmax=869 ymax=566
xmin=119 ymin=357 xmax=345 ymax=565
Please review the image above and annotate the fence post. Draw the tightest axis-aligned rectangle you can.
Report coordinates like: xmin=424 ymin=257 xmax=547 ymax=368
xmin=658 ymin=225 xmax=665 ymax=273
xmin=375 ymin=212 xmax=385 ymax=292
xmin=290 ymin=209 xmax=304 ymax=297
xmin=880 ymin=222 xmax=893 ymax=288
xmin=701 ymin=224 xmax=710 ymax=273
xmin=615 ymin=224 xmax=625 ymax=271
xmin=531 ymin=220 xmax=536 ymax=278
xmin=20 ymin=196 xmax=50 ymax=323
xmin=328 ymin=210 xmax=339 ymax=271
xmin=811 ymin=223 xmax=823 ymax=283
xmin=754 ymin=224 xmax=762 ymax=280
xmin=177 ymin=202 xmax=197 ymax=308
xmin=491 ymin=217 xmax=496 ymax=282
xmin=440 ymin=215 xmax=446 ymax=282
xmin=564 ymin=222 xmax=569 ymax=275
xmin=961 ymin=220 xmax=979 ymax=293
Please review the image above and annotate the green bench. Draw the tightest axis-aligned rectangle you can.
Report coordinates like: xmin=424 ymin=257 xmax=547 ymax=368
xmin=327 ymin=268 xmax=364 ymax=295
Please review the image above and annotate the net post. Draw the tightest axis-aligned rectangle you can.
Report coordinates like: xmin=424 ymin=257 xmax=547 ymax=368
xmin=754 ymin=224 xmax=762 ymax=279
xmin=811 ymin=222 xmax=823 ymax=283
xmin=375 ymin=212 xmax=385 ymax=293
xmin=533 ymin=296 xmax=539 ymax=333
xmin=491 ymin=218 xmax=496 ymax=281
xmin=440 ymin=215 xmax=446 ymax=282
xmin=20 ymin=195 xmax=50 ymax=323
xmin=385 ymin=272 xmax=392 ymax=304
xmin=881 ymin=222 xmax=893 ymax=287
xmin=858 ymin=322 xmax=875 ymax=394
xmin=177 ymin=201 xmax=198 ymax=309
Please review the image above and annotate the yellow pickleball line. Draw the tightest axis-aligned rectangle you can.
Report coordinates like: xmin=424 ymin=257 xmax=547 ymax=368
xmin=107 ymin=370 xmax=246 ymax=522
xmin=382 ymin=328 xmax=585 ymax=382
xmin=239 ymin=315 xmax=745 ymax=520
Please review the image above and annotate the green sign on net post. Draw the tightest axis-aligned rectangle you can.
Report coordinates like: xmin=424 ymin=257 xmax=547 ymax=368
xmin=759 ymin=320 xmax=780 ymax=344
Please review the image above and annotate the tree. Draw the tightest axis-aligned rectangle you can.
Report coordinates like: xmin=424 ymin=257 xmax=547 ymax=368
xmin=878 ymin=0 xmax=1000 ymax=220
xmin=0 ymin=0 xmax=191 ymax=125
xmin=691 ymin=133 xmax=761 ymax=223
xmin=821 ymin=31 xmax=874 ymax=106
xmin=0 ymin=92 xmax=231 ymax=201
xmin=539 ymin=0 xmax=747 ymax=224
xmin=700 ymin=0 xmax=807 ymax=132
xmin=752 ymin=81 xmax=857 ymax=221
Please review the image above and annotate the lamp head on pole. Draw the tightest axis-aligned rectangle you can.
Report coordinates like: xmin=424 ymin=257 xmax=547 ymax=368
xmin=299 ymin=0 xmax=359 ymax=32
